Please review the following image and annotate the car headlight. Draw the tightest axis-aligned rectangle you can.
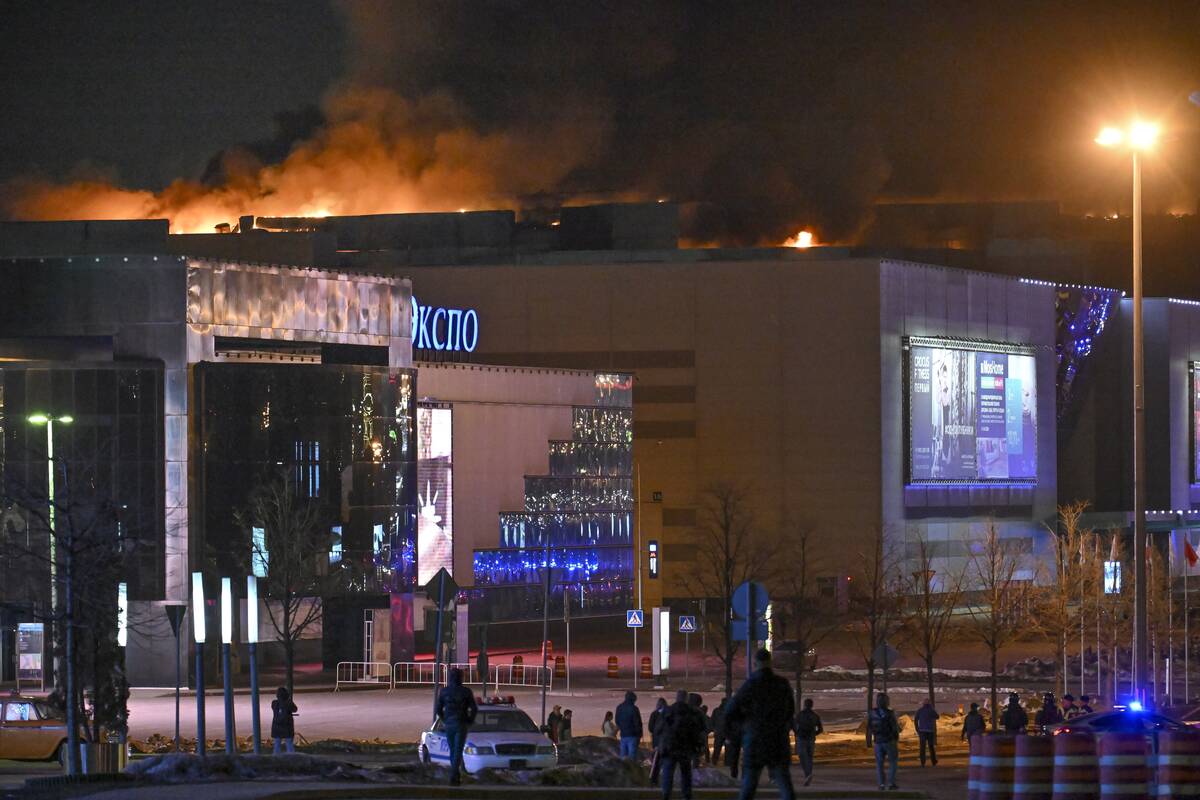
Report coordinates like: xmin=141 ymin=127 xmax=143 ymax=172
xmin=536 ymin=745 xmax=556 ymax=755
xmin=464 ymin=744 xmax=495 ymax=755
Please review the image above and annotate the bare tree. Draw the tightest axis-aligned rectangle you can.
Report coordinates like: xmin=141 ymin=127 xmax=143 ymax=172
xmin=900 ymin=535 xmax=965 ymax=704
xmin=848 ymin=525 xmax=904 ymax=745
xmin=774 ymin=520 xmax=837 ymax=701
xmin=234 ymin=472 xmax=342 ymax=695
xmin=682 ymin=483 xmax=778 ymax=697
xmin=1032 ymin=502 xmax=1097 ymax=696
xmin=964 ymin=522 xmax=1034 ymax=731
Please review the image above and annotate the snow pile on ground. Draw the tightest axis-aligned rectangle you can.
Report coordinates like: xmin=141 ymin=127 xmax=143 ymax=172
xmin=812 ymin=664 xmax=992 ymax=681
xmin=556 ymin=735 xmax=621 ymax=764
xmin=126 ymin=753 xmax=374 ymax=784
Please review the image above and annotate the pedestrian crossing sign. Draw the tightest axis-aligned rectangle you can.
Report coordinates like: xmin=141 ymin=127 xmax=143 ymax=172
xmin=678 ymin=615 xmax=697 ymax=633
xmin=626 ymin=609 xmax=644 ymax=627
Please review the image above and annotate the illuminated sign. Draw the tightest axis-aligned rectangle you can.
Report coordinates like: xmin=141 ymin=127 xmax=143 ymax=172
xmin=17 ymin=622 xmax=44 ymax=688
xmin=412 ymin=297 xmax=479 ymax=352
xmin=252 ymin=527 xmax=268 ymax=578
xmin=1104 ymin=561 xmax=1121 ymax=594
xmin=648 ymin=540 xmax=659 ymax=579
xmin=417 ymin=404 xmax=454 ymax=584
xmin=117 ymin=582 xmax=128 ymax=647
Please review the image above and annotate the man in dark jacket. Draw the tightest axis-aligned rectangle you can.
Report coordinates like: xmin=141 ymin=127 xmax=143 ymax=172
xmin=961 ymin=703 xmax=986 ymax=744
xmin=725 ymin=649 xmax=796 ymax=800
xmin=648 ymin=697 xmax=669 ymax=783
xmin=914 ymin=699 xmax=939 ymax=767
xmin=616 ymin=691 xmax=644 ymax=759
xmin=547 ymin=705 xmax=563 ymax=743
xmin=660 ymin=689 xmax=706 ymax=800
xmin=1001 ymin=693 xmax=1028 ymax=734
xmin=870 ymin=693 xmax=900 ymax=791
xmin=710 ymin=698 xmax=728 ymax=765
xmin=270 ymin=687 xmax=298 ymax=754
xmin=794 ymin=697 xmax=823 ymax=786
xmin=434 ymin=667 xmax=478 ymax=785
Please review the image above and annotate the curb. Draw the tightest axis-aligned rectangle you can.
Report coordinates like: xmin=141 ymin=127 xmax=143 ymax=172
xmin=259 ymin=786 xmax=929 ymax=800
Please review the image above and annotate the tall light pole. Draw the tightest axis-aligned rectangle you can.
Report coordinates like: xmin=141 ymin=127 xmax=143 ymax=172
xmin=27 ymin=415 xmax=72 ymax=676
xmin=1097 ymin=120 xmax=1160 ymax=702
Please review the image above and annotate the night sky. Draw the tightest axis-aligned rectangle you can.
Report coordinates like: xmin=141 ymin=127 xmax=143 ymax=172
xmin=3 ymin=2 xmax=1200 ymax=243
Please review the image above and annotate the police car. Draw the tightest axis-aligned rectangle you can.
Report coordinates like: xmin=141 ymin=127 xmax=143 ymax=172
xmin=419 ymin=696 xmax=558 ymax=773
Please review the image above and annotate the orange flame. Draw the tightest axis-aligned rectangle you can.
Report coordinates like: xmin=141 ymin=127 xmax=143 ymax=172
xmin=783 ymin=230 xmax=816 ymax=248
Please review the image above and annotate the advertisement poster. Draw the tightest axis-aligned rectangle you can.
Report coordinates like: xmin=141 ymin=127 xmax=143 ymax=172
xmin=17 ymin=622 xmax=43 ymax=687
xmin=417 ymin=404 xmax=453 ymax=584
xmin=909 ymin=341 xmax=1037 ymax=482
xmin=1193 ymin=365 xmax=1200 ymax=482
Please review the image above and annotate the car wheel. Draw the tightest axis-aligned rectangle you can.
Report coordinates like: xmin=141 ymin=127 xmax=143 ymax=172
xmin=420 ymin=745 xmax=431 ymax=765
xmin=54 ymin=741 xmax=67 ymax=768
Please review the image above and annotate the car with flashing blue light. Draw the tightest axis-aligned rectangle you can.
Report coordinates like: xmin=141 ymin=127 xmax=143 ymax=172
xmin=418 ymin=698 xmax=557 ymax=773
xmin=1051 ymin=705 xmax=1188 ymax=749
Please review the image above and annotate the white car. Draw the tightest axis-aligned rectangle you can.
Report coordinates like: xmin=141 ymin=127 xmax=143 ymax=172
xmin=419 ymin=701 xmax=558 ymax=773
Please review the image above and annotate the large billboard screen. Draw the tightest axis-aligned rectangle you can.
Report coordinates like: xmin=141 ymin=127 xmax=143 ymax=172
xmin=1193 ymin=363 xmax=1200 ymax=483
xmin=907 ymin=338 xmax=1037 ymax=482
xmin=417 ymin=404 xmax=454 ymax=584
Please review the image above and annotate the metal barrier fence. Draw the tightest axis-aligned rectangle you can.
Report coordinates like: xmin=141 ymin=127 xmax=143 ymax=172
xmin=388 ymin=661 xmax=551 ymax=690
xmin=492 ymin=663 xmax=552 ymax=691
xmin=334 ymin=661 xmax=394 ymax=691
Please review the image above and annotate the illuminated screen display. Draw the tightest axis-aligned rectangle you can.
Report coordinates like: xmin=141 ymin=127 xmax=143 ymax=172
xmin=908 ymin=339 xmax=1037 ymax=482
xmin=1193 ymin=364 xmax=1200 ymax=483
xmin=417 ymin=404 xmax=454 ymax=584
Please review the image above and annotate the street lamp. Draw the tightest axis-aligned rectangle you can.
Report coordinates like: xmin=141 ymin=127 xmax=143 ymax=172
xmin=27 ymin=414 xmax=73 ymax=669
xmin=192 ymin=571 xmax=207 ymax=757
xmin=247 ymin=576 xmax=262 ymax=755
xmin=1096 ymin=120 xmax=1160 ymax=703
xmin=221 ymin=577 xmax=237 ymax=755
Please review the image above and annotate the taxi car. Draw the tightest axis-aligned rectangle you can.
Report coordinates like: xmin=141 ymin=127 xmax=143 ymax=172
xmin=419 ymin=697 xmax=557 ymax=773
xmin=0 ymin=694 xmax=69 ymax=762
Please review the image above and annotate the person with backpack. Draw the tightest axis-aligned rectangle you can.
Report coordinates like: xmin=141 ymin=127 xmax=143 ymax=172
xmin=1001 ymin=693 xmax=1028 ymax=734
xmin=961 ymin=703 xmax=987 ymax=744
xmin=869 ymin=692 xmax=900 ymax=791
xmin=615 ymin=691 xmax=644 ymax=758
xmin=434 ymin=667 xmax=479 ymax=785
xmin=793 ymin=697 xmax=823 ymax=787
xmin=914 ymin=698 xmax=939 ymax=767
xmin=660 ymin=689 xmax=706 ymax=800
xmin=725 ymin=649 xmax=796 ymax=800
xmin=271 ymin=686 xmax=298 ymax=753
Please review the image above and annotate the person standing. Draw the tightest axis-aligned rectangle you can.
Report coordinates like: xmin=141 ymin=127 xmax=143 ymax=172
xmin=869 ymin=692 xmax=900 ymax=791
xmin=914 ymin=698 xmax=939 ymax=767
xmin=1001 ymin=693 xmax=1028 ymax=734
xmin=560 ymin=709 xmax=574 ymax=741
xmin=688 ymin=694 xmax=706 ymax=768
xmin=711 ymin=698 xmax=728 ymax=765
xmin=1035 ymin=692 xmax=1063 ymax=735
xmin=661 ymin=689 xmax=706 ymax=800
xmin=1078 ymin=695 xmax=1095 ymax=715
xmin=961 ymin=703 xmax=986 ymax=744
xmin=1062 ymin=694 xmax=1082 ymax=720
xmin=270 ymin=687 xmax=298 ymax=754
xmin=724 ymin=700 xmax=744 ymax=779
xmin=547 ymin=704 xmax=563 ymax=743
xmin=649 ymin=697 xmax=669 ymax=783
xmin=616 ymin=691 xmax=644 ymax=759
xmin=725 ymin=649 xmax=796 ymax=800
xmin=435 ymin=667 xmax=479 ymax=786
xmin=602 ymin=710 xmax=619 ymax=738
xmin=793 ymin=697 xmax=823 ymax=787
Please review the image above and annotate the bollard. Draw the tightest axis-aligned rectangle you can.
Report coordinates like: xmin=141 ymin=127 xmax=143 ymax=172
xmin=1013 ymin=734 xmax=1054 ymax=800
xmin=554 ymin=654 xmax=566 ymax=678
xmin=978 ymin=735 xmax=1016 ymax=800
xmin=640 ymin=656 xmax=651 ymax=679
xmin=607 ymin=656 xmax=619 ymax=678
xmin=1052 ymin=732 xmax=1098 ymax=800
xmin=512 ymin=654 xmax=524 ymax=682
xmin=1098 ymin=732 xmax=1148 ymax=800
xmin=1156 ymin=729 xmax=1200 ymax=798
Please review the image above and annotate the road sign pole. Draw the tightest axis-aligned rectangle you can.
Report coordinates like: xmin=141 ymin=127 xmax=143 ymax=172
xmin=686 ymin=632 xmax=690 ymax=684
xmin=431 ymin=572 xmax=445 ymax=721
xmin=746 ymin=583 xmax=756 ymax=679
xmin=633 ymin=625 xmax=638 ymax=689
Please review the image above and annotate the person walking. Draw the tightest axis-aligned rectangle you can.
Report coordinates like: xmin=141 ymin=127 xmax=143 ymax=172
xmin=725 ymin=649 xmax=796 ymax=800
xmin=660 ymin=689 xmax=706 ymax=800
xmin=270 ymin=687 xmax=298 ymax=754
xmin=914 ymin=698 xmax=939 ymax=767
xmin=560 ymin=709 xmax=574 ymax=741
xmin=710 ymin=698 xmax=728 ymax=765
xmin=869 ymin=692 xmax=901 ymax=791
xmin=547 ymin=704 xmax=563 ymax=743
xmin=793 ymin=697 xmax=823 ymax=787
xmin=961 ymin=703 xmax=986 ymax=744
xmin=1001 ymin=693 xmax=1028 ymax=734
xmin=649 ymin=697 xmax=669 ymax=783
xmin=602 ymin=710 xmax=619 ymax=738
xmin=616 ymin=691 xmax=644 ymax=759
xmin=434 ymin=667 xmax=479 ymax=786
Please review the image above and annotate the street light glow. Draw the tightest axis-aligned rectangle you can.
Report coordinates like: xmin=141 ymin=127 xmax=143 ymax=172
xmin=1096 ymin=122 xmax=1159 ymax=151
xmin=220 ymin=577 xmax=233 ymax=645
xmin=1095 ymin=127 xmax=1124 ymax=148
xmin=27 ymin=414 xmax=49 ymax=424
xmin=27 ymin=414 xmax=73 ymax=425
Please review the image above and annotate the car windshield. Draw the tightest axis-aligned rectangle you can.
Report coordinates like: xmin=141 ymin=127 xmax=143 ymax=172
xmin=473 ymin=710 xmax=539 ymax=733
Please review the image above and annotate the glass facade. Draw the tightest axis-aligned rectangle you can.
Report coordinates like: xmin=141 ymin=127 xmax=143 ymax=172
xmin=0 ymin=364 xmax=165 ymax=601
xmin=474 ymin=372 xmax=634 ymax=621
xmin=194 ymin=363 xmax=418 ymax=594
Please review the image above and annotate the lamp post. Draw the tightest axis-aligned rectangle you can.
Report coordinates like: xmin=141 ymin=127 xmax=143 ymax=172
xmin=247 ymin=576 xmax=262 ymax=755
xmin=192 ymin=572 xmax=207 ymax=756
xmin=27 ymin=413 xmax=75 ymax=774
xmin=221 ymin=577 xmax=236 ymax=754
xmin=1097 ymin=121 xmax=1160 ymax=702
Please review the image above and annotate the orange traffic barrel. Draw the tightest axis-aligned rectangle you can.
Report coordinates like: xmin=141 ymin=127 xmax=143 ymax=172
xmin=1013 ymin=734 xmax=1053 ymax=800
xmin=1098 ymin=732 xmax=1148 ymax=800
xmin=978 ymin=734 xmax=1016 ymax=800
xmin=1156 ymin=729 xmax=1200 ymax=797
xmin=968 ymin=735 xmax=983 ymax=800
xmin=554 ymin=655 xmax=566 ymax=678
xmin=607 ymin=656 xmax=619 ymax=678
xmin=512 ymin=654 xmax=524 ymax=681
xmin=542 ymin=639 xmax=553 ymax=659
xmin=1052 ymin=732 xmax=1099 ymax=799
xmin=640 ymin=656 xmax=651 ymax=679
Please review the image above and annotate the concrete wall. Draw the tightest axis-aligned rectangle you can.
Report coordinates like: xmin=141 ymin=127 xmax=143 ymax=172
xmin=414 ymin=362 xmax=595 ymax=582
